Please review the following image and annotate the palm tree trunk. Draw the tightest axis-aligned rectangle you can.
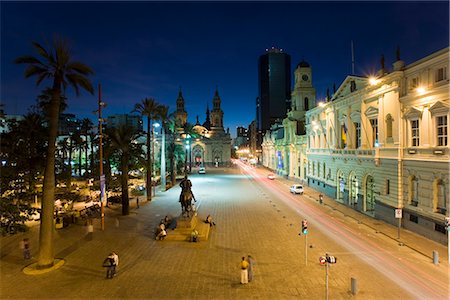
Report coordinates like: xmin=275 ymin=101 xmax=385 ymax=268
xmin=160 ymin=127 xmax=166 ymax=191
xmin=121 ymin=154 xmax=129 ymax=215
xmin=38 ymin=84 xmax=61 ymax=269
xmin=146 ymin=117 xmax=152 ymax=201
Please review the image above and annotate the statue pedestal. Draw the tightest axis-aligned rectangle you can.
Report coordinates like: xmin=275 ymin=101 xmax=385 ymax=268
xmin=164 ymin=214 xmax=210 ymax=242
xmin=177 ymin=214 xmax=197 ymax=229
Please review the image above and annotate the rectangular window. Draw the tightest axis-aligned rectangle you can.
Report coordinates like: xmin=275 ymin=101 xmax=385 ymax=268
xmin=411 ymin=119 xmax=419 ymax=146
xmin=370 ymin=119 xmax=378 ymax=147
xmin=341 ymin=124 xmax=347 ymax=148
xmin=409 ymin=214 xmax=418 ymax=223
xmin=437 ymin=116 xmax=448 ymax=146
xmin=410 ymin=77 xmax=419 ymax=89
xmin=354 ymin=122 xmax=361 ymax=148
xmin=435 ymin=67 xmax=447 ymax=82
xmin=435 ymin=223 xmax=446 ymax=234
xmin=386 ymin=179 xmax=390 ymax=195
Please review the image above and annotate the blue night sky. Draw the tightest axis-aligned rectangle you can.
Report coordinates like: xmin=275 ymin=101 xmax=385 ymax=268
xmin=1 ymin=1 xmax=449 ymax=138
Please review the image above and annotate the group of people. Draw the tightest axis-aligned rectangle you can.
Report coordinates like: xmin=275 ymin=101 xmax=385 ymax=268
xmin=239 ymin=255 xmax=255 ymax=284
xmin=103 ymin=251 xmax=119 ymax=279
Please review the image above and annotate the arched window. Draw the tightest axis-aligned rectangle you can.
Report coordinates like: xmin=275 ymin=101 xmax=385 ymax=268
xmin=385 ymin=114 xmax=393 ymax=140
xmin=408 ymin=175 xmax=418 ymax=206
xmin=304 ymin=97 xmax=309 ymax=111
xmin=433 ymin=179 xmax=447 ymax=214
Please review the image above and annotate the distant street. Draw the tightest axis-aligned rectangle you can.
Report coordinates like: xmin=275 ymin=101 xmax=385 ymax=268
xmin=1 ymin=162 xmax=448 ymax=299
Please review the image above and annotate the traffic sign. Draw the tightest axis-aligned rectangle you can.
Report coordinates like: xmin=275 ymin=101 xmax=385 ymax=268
xmin=327 ymin=256 xmax=337 ymax=264
xmin=395 ymin=209 xmax=402 ymax=219
xmin=319 ymin=256 xmax=327 ymax=265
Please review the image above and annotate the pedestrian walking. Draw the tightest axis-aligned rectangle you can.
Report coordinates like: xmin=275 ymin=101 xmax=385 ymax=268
xmin=239 ymin=256 xmax=249 ymax=284
xmin=247 ymin=255 xmax=255 ymax=282
xmin=112 ymin=251 xmax=119 ymax=276
xmin=103 ymin=253 xmax=115 ymax=279
xmin=20 ymin=238 xmax=31 ymax=259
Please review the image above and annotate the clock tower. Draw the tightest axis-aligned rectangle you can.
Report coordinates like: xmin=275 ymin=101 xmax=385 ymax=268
xmin=291 ymin=60 xmax=316 ymax=113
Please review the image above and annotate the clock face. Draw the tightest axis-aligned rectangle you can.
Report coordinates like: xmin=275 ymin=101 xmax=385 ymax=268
xmin=302 ymin=74 xmax=309 ymax=81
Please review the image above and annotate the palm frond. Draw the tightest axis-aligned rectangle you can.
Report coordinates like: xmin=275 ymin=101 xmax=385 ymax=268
xmin=14 ymin=56 xmax=43 ymax=65
xmin=31 ymin=42 xmax=50 ymax=60
xmin=24 ymin=65 xmax=48 ymax=78
xmin=67 ymin=62 xmax=94 ymax=76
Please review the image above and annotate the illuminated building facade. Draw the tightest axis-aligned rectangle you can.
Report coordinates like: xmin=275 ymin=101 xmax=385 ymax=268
xmin=262 ymin=47 xmax=449 ymax=243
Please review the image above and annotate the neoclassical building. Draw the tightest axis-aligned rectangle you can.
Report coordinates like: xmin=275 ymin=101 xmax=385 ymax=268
xmin=262 ymin=60 xmax=316 ymax=182
xmin=262 ymin=47 xmax=449 ymax=244
xmin=174 ymin=89 xmax=232 ymax=167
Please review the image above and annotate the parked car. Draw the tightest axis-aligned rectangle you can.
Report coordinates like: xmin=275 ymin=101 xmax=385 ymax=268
xmin=267 ymin=173 xmax=275 ymax=180
xmin=290 ymin=184 xmax=304 ymax=194
xmin=198 ymin=167 xmax=206 ymax=174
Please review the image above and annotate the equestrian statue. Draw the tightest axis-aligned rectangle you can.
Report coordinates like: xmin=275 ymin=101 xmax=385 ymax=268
xmin=179 ymin=175 xmax=196 ymax=217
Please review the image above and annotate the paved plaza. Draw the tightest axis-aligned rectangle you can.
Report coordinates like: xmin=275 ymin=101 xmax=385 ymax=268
xmin=1 ymin=165 xmax=448 ymax=299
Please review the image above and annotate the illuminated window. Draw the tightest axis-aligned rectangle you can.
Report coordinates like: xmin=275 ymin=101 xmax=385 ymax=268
xmin=437 ymin=115 xmax=448 ymax=146
xmin=411 ymin=119 xmax=419 ymax=146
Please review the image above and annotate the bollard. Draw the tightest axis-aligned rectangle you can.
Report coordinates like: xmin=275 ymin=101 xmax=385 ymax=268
xmin=433 ymin=250 xmax=439 ymax=265
xmin=351 ymin=277 xmax=358 ymax=295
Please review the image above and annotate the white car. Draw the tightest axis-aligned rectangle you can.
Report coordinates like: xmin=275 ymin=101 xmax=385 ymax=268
xmin=267 ymin=173 xmax=275 ymax=180
xmin=290 ymin=184 xmax=304 ymax=194
xmin=198 ymin=167 xmax=206 ymax=174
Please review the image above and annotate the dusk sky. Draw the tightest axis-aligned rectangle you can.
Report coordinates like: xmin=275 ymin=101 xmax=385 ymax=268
xmin=1 ymin=1 xmax=449 ymax=138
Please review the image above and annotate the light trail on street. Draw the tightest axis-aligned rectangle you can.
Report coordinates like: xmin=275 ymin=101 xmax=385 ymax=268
xmin=235 ymin=159 xmax=449 ymax=300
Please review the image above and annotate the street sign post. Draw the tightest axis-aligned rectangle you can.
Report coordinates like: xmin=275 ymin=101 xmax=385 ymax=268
xmin=320 ymin=254 xmax=337 ymax=300
xmin=395 ymin=208 xmax=402 ymax=239
xmin=301 ymin=219 xmax=308 ymax=265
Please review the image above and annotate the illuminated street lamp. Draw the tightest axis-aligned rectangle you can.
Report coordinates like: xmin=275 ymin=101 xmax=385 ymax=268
xmin=184 ymin=134 xmax=191 ymax=175
xmin=152 ymin=122 xmax=160 ymax=197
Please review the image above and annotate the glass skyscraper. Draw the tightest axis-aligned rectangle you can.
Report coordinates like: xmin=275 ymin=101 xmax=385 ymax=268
xmin=257 ymin=47 xmax=291 ymax=132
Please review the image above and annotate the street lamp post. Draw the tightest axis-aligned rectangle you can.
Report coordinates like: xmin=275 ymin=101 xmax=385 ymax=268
xmin=184 ymin=134 xmax=191 ymax=175
xmin=152 ymin=123 xmax=160 ymax=197
xmin=97 ymin=84 xmax=106 ymax=231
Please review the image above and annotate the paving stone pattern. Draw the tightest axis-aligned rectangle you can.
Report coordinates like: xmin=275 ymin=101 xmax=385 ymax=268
xmin=1 ymin=166 xmax=448 ymax=299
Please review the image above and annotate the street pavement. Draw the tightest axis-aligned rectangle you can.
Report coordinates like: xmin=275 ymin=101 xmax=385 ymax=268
xmin=1 ymin=163 xmax=448 ymax=299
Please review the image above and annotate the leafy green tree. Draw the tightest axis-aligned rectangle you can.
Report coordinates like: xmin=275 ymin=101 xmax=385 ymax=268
xmin=0 ymin=113 xmax=45 ymax=235
xmin=106 ymin=125 xmax=142 ymax=215
xmin=1 ymin=189 xmax=38 ymax=236
xmin=15 ymin=38 xmax=94 ymax=269
xmin=133 ymin=98 xmax=161 ymax=201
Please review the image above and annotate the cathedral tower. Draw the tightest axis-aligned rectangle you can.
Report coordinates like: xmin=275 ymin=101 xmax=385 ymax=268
xmin=174 ymin=88 xmax=187 ymax=126
xmin=210 ymin=88 xmax=224 ymax=128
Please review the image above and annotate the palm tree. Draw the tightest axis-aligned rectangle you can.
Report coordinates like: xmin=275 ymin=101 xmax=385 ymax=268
xmin=106 ymin=125 xmax=142 ymax=215
xmin=80 ymin=118 xmax=93 ymax=177
xmin=132 ymin=98 xmax=161 ymax=201
xmin=15 ymin=38 xmax=94 ymax=269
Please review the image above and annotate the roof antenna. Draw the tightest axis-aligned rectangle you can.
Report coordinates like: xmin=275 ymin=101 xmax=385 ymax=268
xmin=351 ymin=40 xmax=355 ymax=75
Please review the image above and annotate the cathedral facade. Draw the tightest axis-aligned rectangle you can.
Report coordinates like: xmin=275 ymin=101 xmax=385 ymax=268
xmin=174 ymin=88 xmax=232 ymax=167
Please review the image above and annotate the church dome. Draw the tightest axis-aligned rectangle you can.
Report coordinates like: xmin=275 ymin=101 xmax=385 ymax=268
xmin=297 ymin=60 xmax=310 ymax=68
